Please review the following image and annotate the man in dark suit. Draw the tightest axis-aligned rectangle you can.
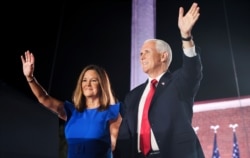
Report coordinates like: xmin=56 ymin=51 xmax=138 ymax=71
xmin=114 ymin=2 xmax=205 ymax=158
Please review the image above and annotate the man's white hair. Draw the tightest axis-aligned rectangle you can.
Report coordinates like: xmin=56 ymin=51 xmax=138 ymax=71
xmin=144 ymin=39 xmax=172 ymax=68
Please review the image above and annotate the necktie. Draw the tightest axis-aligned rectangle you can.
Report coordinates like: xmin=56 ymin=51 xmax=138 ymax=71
xmin=140 ymin=79 xmax=158 ymax=156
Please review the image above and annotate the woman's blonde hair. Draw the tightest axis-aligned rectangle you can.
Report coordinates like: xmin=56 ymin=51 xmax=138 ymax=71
xmin=72 ymin=64 xmax=116 ymax=112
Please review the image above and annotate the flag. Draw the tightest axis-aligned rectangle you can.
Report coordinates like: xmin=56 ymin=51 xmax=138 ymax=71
xmin=232 ymin=132 xmax=240 ymax=158
xmin=212 ymin=133 xmax=220 ymax=158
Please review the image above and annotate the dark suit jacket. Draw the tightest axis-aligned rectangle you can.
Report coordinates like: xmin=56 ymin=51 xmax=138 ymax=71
xmin=114 ymin=51 xmax=205 ymax=158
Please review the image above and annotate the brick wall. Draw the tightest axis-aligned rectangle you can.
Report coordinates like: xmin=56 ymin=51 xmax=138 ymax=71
xmin=192 ymin=98 xmax=250 ymax=158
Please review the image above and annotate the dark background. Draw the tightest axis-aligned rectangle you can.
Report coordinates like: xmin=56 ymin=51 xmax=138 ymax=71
xmin=1 ymin=0 xmax=250 ymax=102
xmin=1 ymin=0 xmax=250 ymax=157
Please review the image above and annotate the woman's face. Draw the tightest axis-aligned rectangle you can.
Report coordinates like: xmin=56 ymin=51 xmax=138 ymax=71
xmin=81 ymin=70 xmax=100 ymax=98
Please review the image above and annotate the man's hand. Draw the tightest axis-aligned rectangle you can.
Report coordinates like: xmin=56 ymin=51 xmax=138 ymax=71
xmin=178 ymin=2 xmax=200 ymax=38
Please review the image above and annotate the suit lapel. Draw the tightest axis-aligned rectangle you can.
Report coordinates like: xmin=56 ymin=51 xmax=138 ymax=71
xmin=151 ymin=72 xmax=172 ymax=105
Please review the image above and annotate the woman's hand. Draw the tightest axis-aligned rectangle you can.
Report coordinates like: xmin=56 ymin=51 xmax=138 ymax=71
xmin=21 ymin=50 xmax=35 ymax=79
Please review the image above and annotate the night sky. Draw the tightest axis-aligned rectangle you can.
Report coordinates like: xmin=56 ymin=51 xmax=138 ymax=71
xmin=1 ymin=0 xmax=250 ymax=103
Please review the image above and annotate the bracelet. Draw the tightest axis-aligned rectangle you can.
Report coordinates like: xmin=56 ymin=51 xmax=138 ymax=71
xmin=27 ymin=77 xmax=35 ymax=83
xmin=181 ymin=36 xmax=192 ymax=41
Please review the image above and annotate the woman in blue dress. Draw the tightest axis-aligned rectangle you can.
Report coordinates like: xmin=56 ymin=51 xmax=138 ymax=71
xmin=21 ymin=50 xmax=122 ymax=158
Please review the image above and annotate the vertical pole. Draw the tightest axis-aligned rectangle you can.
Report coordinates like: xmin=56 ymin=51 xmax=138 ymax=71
xmin=130 ymin=0 xmax=156 ymax=89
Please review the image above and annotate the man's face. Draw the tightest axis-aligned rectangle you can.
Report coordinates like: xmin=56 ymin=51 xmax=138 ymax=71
xmin=140 ymin=41 xmax=165 ymax=76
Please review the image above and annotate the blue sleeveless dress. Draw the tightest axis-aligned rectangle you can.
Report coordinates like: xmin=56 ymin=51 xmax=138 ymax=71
xmin=64 ymin=101 xmax=120 ymax=158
